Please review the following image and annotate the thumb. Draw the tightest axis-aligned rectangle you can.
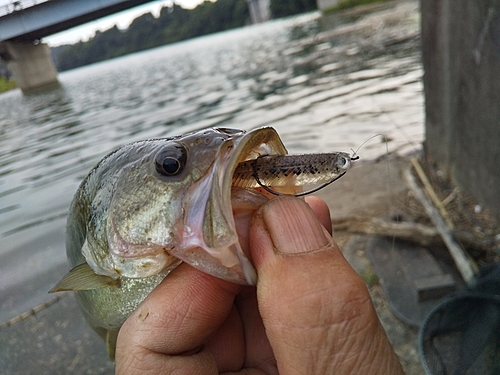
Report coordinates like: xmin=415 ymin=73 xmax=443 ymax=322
xmin=249 ymin=196 xmax=403 ymax=375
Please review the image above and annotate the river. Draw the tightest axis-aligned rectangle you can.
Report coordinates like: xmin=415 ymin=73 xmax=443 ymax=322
xmin=0 ymin=0 xmax=422 ymax=362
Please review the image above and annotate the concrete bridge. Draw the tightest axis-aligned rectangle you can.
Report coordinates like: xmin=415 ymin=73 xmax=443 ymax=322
xmin=0 ymin=0 xmax=271 ymax=92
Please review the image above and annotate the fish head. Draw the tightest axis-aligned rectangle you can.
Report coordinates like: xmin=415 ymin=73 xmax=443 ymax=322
xmin=83 ymin=127 xmax=287 ymax=285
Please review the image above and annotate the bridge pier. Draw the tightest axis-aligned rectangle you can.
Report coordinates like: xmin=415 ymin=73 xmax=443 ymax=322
xmin=421 ymin=0 xmax=500 ymax=220
xmin=246 ymin=0 xmax=271 ymax=23
xmin=1 ymin=41 xmax=58 ymax=92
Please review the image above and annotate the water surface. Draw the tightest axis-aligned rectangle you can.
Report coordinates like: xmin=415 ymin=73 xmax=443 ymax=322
xmin=0 ymin=1 xmax=423 ymax=324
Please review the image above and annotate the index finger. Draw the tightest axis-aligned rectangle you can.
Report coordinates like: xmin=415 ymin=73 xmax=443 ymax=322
xmin=115 ymin=263 xmax=241 ymax=374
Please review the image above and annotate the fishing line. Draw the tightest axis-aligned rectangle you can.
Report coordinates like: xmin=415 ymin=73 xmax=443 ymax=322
xmin=350 ymin=133 xmax=385 ymax=159
xmin=354 ymin=125 xmax=417 ymax=257
xmin=351 ymin=133 xmax=395 ymax=212
xmin=370 ymin=96 xmax=421 ymax=155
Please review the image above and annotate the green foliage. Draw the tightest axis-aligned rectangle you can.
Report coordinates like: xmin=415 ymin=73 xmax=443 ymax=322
xmin=54 ymin=0 xmax=250 ymax=72
xmin=53 ymin=0 xmax=318 ymax=72
xmin=0 ymin=76 xmax=17 ymax=93
xmin=323 ymin=0 xmax=388 ymax=13
xmin=360 ymin=266 xmax=379 ymax=288
xmin=270 ymin=0 xmax=317 ymax=18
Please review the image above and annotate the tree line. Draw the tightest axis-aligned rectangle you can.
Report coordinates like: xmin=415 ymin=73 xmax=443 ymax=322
xmin=52 ymin=0 xmax=317 ymax=72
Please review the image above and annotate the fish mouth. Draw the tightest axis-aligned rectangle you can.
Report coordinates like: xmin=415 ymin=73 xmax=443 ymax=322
xmin=170 ymin=127 xmax=288 ymax=285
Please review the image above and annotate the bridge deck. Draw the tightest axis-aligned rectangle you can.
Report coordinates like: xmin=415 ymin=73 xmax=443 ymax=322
xmin=0 ymin=0 xmax=156 ymax=42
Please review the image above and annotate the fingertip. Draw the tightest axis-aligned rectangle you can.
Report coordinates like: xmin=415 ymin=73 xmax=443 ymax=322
xmin=255 ymin=197 xmax=333 ymax=256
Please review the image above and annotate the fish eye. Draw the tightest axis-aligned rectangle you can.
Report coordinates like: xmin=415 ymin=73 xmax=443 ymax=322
xmin=155 ymin=144 xmax=187 ymax=177
xmin=339 ymin=156 xmax=350 ymax=169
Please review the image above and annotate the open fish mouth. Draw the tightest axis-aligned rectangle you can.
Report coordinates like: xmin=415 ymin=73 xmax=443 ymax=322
xmin=168 ymin=127 xmax=289 ymax=285
xmin=76 ymin=127 xmax=289 ymax=286
xmin=77 ymin=127 xmax=352 ymax=287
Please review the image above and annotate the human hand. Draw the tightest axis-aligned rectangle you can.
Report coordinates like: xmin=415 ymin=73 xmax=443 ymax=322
xmin=115 ymin=196 xmax=404 ymax=375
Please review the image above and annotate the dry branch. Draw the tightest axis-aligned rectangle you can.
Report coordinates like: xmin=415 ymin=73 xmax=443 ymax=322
xmin=410 ymin=158 xmax=455 ymax=228
xmin=331 ymin=216 xmax=486 ymax=252
xmin=403 ymin=165 xmax=477 ymax=283
xmin=332 ymin=216 xmax=437 ymax=245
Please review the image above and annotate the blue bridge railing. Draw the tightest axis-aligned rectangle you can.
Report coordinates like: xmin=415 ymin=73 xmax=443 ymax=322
xmin=0 ymin=0 xmax=50 ymax=18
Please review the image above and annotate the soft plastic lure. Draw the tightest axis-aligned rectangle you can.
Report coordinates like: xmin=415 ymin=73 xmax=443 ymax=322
xmin=232 ymin=152 xmax=358 ymax=196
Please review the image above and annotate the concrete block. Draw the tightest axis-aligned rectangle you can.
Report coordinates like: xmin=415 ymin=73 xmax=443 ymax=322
xmin=413 ymin=274 xmax=456 ymax=302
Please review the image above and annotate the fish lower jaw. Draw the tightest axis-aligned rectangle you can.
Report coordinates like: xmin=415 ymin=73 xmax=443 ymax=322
xmin=108 ymin=250 xmax=181 ymax=279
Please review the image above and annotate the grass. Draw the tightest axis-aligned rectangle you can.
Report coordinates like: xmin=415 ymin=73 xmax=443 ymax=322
xmin=0 ymin=76 xmax=17 ymax=93
xmin=360 ymin=266 xmax=379 ymax=288
xmin=323 ymin=0 xmax=389 ymax=14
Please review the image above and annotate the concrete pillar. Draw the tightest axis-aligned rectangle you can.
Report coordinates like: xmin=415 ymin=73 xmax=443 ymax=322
xmin=246 ymin=0 xmax=271 ymax=24
xmin=317 ymin=0 xmax=340 ymax=12
xmin=1 ymin=41 xmax=58 ymax=92
xmin=421 ymin=0 xmax=500 ymax=220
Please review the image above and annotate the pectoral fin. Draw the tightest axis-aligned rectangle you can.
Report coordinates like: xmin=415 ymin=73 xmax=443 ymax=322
xmin=106 ymin=328 xmax=120 ymax=360
xmin=50 ymin=263 xmax=120 ymax=293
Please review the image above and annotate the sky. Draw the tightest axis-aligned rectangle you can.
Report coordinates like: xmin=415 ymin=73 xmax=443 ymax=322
xmin=0 ymin=0 xmax=205 ymax=46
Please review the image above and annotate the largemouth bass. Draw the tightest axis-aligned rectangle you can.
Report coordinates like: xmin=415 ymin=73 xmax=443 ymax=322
xmin=51 ymin=127 xmax=353 ymax=357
